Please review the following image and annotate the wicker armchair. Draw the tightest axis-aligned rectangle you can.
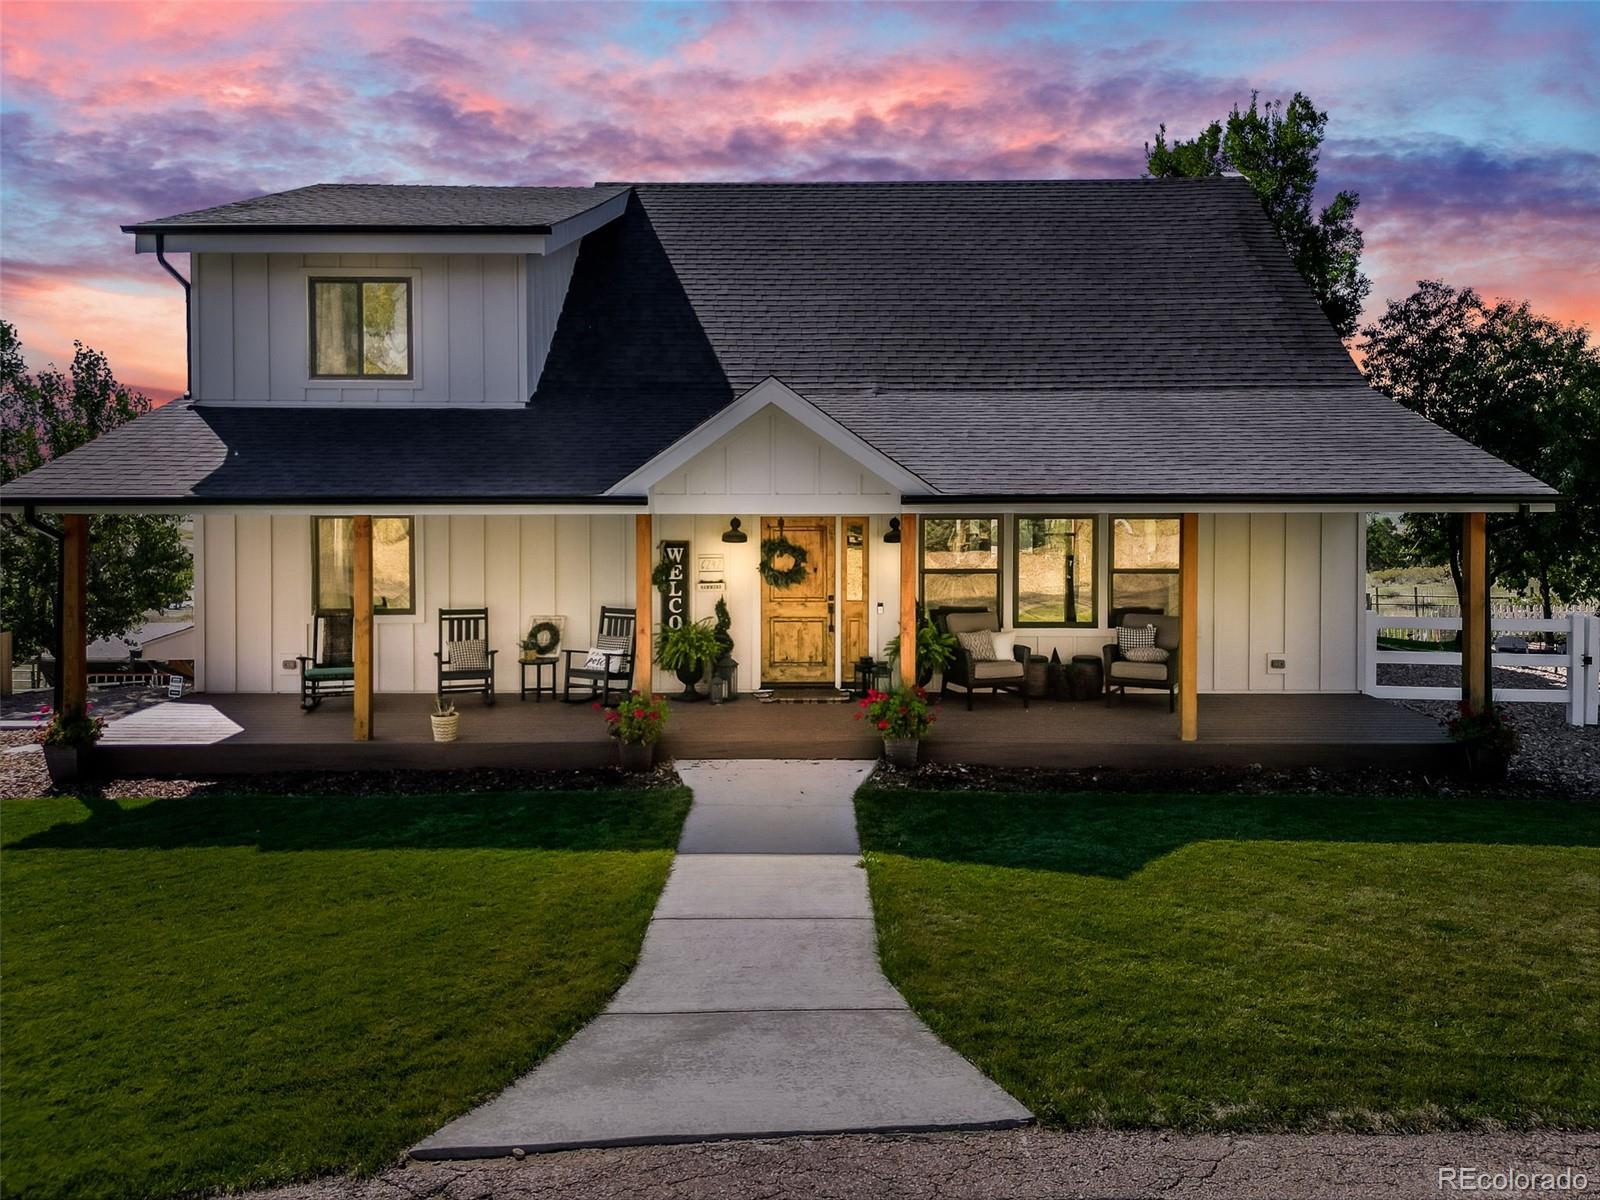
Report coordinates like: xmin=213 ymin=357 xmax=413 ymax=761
xmin=1103 ymin=612 xmax=1181 ymax=711
xmin=935 ymin=607 xmax=1029 ymax=710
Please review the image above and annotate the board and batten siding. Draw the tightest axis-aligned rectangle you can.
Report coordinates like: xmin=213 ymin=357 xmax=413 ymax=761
xmin=651 ymin=405 xmax=899 ymax=514
xmin=190 ymin=249 xmax=579 ymax=406
xmin=1007 ymin=512 xmax=1360 ymax=692
xmin=195 ymin=514 xmax=630 ymax=694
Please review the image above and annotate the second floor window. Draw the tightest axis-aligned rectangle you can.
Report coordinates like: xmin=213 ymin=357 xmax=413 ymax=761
xmin=310 ymin=278 xmax=411 ymax=378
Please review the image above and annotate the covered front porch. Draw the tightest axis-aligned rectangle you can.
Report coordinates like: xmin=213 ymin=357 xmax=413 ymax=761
xmin=91 ymin=690 xmax=1456 ymax=776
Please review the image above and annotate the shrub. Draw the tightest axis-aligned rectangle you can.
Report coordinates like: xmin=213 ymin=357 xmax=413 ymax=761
xmin=35 ymin=706 xmax=105 ymax=748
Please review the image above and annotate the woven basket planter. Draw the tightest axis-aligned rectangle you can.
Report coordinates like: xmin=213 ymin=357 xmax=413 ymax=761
xmin=430 ymin=712 xmax=460 ymax=743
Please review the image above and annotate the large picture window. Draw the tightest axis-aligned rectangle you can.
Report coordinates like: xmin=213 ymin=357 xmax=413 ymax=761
xmin=309 ymin=278 xmax=412 ymax=378
xmin=1014 ymin=516 xmax=1096 ymax=626
xmin=313 ymin=517 xmax=415 ymax=614
xmin=921 ymin=516 xmax=1001 ymax=614
xmin=1110 ymin=516 xmax=1180 ymax=619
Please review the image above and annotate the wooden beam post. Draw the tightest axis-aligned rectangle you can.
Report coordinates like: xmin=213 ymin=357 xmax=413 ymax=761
xmin=635 ymin=514 xmax=653 ymax=696
xmin=60 ymin=514 xmax=89 ymax=721
xmin=352 ymin=515 xmax=374 ymax=741
xmin=1179 ymin=512 xmax=1199 ymax=742
xmin=1461 ymin=511 xmax=1490 ymax=714
xmin=898 ymin=512 xmax=918 ymax=688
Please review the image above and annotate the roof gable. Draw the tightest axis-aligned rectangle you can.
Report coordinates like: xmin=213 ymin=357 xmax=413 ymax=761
xmin=608 ymin=377 xmax=927 ymax=498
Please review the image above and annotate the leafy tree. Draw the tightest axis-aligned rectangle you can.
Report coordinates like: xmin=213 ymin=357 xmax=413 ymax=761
xmin=1 ymin=321 xmax=192 ymax=659
xmin=1365 ymin=515 xmax=1411 ymax=572
xmin=1360 ymin=282 xmax=1600 ymax=617
xmin=1146 ymin=91 xmax=1371 ymax=338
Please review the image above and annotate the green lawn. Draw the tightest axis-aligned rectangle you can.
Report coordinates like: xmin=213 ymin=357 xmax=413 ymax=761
xmin=857 ymin=787 xmax=1600 ymax=1132
xmin=0 ymin=786 xmax=690 ymax=1200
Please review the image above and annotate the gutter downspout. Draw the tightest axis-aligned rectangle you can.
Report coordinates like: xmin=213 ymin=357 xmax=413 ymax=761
xmin=20 ymin=506 xmax=65 ymax=713
xmin=155 ymin=233 xmax=192 ymax=399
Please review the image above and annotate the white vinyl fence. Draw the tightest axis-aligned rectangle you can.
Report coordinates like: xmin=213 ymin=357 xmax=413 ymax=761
xmin=1364 ymin=612 xmax=1599 ymax=726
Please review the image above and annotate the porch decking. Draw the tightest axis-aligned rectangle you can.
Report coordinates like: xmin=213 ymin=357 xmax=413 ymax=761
xmin=93 ymin=691 xmax=1456 ymax=775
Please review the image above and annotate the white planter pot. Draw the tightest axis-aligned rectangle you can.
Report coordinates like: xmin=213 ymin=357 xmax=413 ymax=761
xmin=430 ymin=713 xmax=460 ymax=743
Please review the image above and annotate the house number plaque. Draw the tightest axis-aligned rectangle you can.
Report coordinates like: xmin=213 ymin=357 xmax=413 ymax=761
xmin=658 ymin=540 xmax=690 ymax=631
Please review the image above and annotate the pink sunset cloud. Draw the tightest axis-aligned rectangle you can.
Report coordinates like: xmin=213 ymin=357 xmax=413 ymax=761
xmin=1 ymin=1 xmax=1595 ymax=400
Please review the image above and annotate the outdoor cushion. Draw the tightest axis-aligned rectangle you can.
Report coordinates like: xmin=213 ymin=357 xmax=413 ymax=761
xmin=582 ymin=642 xmax=628 ymax=670
xmin=1109 ymin=660 xmax=1168 ymax=682
xmin=1123 ymin=645 xmax=1170 ymax=663
xmin=956 ymin=630 xmax=997 ymax=661
xmin=1117 ymin=624 xmax=1158 ymax=653
xmin=944 ymin=610 xmax=997 ymax=636
xmin=971 ymin=659 xmax=1025 ymax=681
xmin=304 ymin=665 xmax=354 ymax=680
xmin=446 ymin=638 xmax=489 ymax=672
xmin=1120 ymin=612 xmax=1181 ymax=652
xmin=991 ymin=631 xmax=1017 ymax=660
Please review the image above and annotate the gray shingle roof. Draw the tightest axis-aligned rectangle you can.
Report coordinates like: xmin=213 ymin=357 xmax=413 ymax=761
xmin=808 ymin=387 xmax=1556 ymax=499
xmin=0 ymin=403 xmax=650 ymax=503
xmin=616 ymin=179 xmax=1366 ymax=391
xmin=0 ymin=387 xmax=1554 ymax=506
xmin=123 ymin=184 xmax=630 ymax=233
xmin=4 ymin=178 xmax=1556 ymax=506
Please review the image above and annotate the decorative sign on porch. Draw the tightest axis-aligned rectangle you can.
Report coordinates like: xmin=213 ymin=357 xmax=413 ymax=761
xmin=696 ymin=554 xmax=726 ymax=592
xmin=657 ymin=540 xmax=690 ymax=630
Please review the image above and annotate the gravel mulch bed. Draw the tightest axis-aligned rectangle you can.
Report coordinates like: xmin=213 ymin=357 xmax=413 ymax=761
xmin=239 ymin=1128 xmax=1598 ymax=1200
xmin=0 ymin=739 xmax=680 ymax=801
xmin=1385 ymin=663 xmax=1599 ymax=801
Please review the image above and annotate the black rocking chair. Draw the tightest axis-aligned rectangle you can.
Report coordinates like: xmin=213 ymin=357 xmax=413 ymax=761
xmin=435 ymin=607 xmax=497 ymax=705
xmin=562 ymin=606 xmax=637 ymax=704
xmin=298 ymin=610 xmax=355 ymax=711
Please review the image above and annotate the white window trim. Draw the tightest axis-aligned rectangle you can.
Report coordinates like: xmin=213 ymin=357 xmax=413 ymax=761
xmin=301 ymin=266 xmax=424 ymax=391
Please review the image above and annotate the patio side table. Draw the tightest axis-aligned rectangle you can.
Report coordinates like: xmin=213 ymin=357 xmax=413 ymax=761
xmin=519 ymin=656 xmax=558 ymax=702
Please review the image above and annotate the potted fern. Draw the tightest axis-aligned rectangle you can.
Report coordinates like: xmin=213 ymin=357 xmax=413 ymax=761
xmin=656 ymin=618 xmax=721 ymax=702
xmin=884 ymin=605 xmax=958 ymax=688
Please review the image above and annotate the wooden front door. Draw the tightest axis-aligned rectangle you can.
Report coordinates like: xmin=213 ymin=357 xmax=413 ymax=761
xmin=760 ymin=516 xmax=834 ymax=684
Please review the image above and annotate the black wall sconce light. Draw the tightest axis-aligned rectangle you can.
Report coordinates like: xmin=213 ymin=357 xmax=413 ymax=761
xmin=883 ymin=517 xmax=901 ymax=544
xmin=721 ymin=517 xmax=748 ymax=544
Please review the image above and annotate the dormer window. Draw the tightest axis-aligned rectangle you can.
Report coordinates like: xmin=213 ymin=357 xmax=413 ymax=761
xmin=310 ymin=278 xmax=411 ymax=378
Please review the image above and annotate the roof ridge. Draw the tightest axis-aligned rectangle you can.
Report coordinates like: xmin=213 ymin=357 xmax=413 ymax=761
xmin=608 ymin=177 xmax=1245 ymax=188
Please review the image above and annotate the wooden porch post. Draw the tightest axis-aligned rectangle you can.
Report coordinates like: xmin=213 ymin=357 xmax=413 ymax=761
xmin=352 ymin=515 xmax=374 ymax=741
xmin=1461 ymin=511 xmax=1490 ymax=714
xmin=60 ymin=514 xmax=89 ymax=721
xmin=898 ymin=512 xmax=917 ymax=687
xmin=1179 ymin=512 xmax=1199 ymax=742
xmin=635 ymin=514 xmax=653 ymax=695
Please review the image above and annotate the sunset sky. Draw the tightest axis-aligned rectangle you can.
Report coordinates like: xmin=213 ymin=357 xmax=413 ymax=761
xmin=2 ymin=0 xmax=1597 ymax=400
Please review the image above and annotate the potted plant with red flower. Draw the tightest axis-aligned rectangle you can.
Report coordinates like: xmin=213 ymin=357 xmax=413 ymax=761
xmin=35 ymin=703 xmax=105 ymax=786
xmin=857 ymin=685 xmax=936 ymax=769
xmin=599 ymin=691 xmax=670 ymax=771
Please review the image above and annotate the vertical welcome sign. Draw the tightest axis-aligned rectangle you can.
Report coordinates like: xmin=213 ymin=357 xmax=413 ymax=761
xmin=658 ymin=541 xmax=689 ymax=631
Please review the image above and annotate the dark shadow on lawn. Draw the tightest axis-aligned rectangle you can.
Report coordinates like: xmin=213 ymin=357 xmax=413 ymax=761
xmin=6 ymin=787 xmax=690 ymax=854
xmin=855 ymin=788 xmax=1600 ymax=880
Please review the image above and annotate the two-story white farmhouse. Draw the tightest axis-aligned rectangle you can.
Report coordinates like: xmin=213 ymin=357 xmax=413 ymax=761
xmin=2 ymin=179 xmax=1565 ymax=762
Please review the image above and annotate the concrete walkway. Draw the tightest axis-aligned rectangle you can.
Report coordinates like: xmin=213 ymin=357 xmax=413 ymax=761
xmin=413 ymin=759 xmax=1029 ymax=1158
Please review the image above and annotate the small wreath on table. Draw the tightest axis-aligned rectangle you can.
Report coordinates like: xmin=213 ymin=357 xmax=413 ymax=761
xmin=520 ymin=620 xmax=562 ymax=658
xmin=758 ymin=536 xmax=810 ymax=588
